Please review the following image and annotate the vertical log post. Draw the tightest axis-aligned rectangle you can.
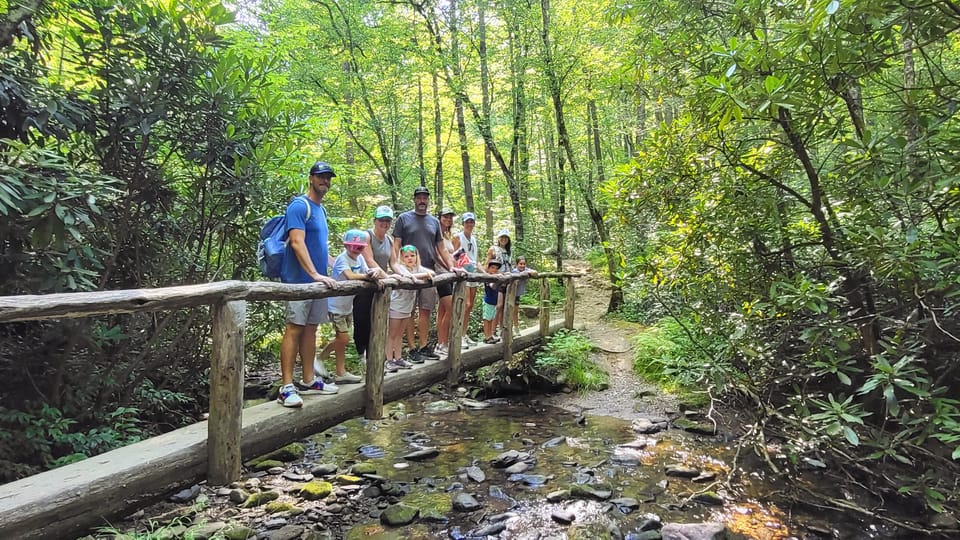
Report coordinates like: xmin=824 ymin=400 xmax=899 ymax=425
xmin=539 ymin=277 xmax=550 ymax=338
xmin=365 ymin=286 xmax=391 ymax=419
xmin=564 ymin=276 xmax=575 ymax=330
xmin=208 ymin=300 xmax=246 ymax=486
xmin=447 ymin=280 xmax=467 ymax=385
xmin=503 ymin=280 xmax=518 ymax=362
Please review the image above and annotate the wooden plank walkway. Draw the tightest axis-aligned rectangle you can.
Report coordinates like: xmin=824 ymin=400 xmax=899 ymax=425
xmin=0 ymin=324 xmax=562 ymax=540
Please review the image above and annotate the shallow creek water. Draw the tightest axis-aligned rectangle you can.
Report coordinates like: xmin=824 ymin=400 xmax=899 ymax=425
xmin=298 ymin=394 xmax=882 ymax=540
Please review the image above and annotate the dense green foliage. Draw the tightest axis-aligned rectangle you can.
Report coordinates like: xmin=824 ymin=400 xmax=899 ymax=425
xmin=2 ymin=0 xmax=959 ymax=522
xmin=534 ymin=329 xmax=608 ymax=392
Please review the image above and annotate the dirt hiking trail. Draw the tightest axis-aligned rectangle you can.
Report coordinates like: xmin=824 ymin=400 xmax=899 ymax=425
xmin=540 ymin=260 xmax=678 ymax=420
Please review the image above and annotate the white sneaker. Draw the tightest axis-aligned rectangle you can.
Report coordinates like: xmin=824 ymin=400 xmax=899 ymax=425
xmin=299 ymin=379 xmax=339 ymax=395
xmin=277 ymin=384 xmax=303 ymax=408
xmin=334 ymin=371 xmax=362 ymax=384
xmin=461 ymin=340 xmax=471 ymax=351
xmin=464 ymin=336 xmax=477 ymax=346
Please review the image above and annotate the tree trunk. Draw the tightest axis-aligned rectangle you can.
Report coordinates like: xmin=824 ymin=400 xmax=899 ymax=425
xmin=587 ymin=99 xmax=622 ymax=311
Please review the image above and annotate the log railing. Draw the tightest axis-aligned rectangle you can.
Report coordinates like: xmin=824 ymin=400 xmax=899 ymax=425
xmin=0 ymin=271 xmax=580 ymax=486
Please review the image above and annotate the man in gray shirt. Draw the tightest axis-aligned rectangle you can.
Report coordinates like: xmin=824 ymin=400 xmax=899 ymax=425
xmin=391 ymin=186 xmax=463 ymax=362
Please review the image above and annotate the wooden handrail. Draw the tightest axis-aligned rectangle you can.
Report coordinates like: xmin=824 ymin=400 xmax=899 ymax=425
xmin=0 ymin=271 xmax=582 ymax=491
xmin=0 ymin=272 xmax=582 ymax=323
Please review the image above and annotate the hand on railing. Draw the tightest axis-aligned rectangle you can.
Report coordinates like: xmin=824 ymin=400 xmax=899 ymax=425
xmin=312 ymin=273 xmax=339 ymax=289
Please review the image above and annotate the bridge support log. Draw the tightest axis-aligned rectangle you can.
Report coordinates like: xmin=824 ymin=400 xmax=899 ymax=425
xmin=447 ymin=281 xmax=467 ymax=386
xmin=503 ymin=281 xmax=518 ymax=363
xmin=540 ymin=277 xmax=550 ymax=337
xmin=364 ymin=287 xmax=390 ymax=419
xmin=208 ymin=300 xmax=245 ymax=485
xmin=564 ymin=276 xmax=575 ymax=330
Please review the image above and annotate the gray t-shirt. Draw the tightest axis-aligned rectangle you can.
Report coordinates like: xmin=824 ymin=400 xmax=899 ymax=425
xmin=392 ymin=211 xmax=443 ymax=270
xmin=367 ymin=229 xmax=393 ymax=271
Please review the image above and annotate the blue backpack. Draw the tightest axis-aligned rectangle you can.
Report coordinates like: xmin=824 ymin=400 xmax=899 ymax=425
xmin=257 ymin=196 xmax=311 ymax=279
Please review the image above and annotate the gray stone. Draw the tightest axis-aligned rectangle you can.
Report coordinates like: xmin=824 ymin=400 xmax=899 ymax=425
xmin=665 ymin=464 xmax=700 ymax=478
xmin=262 ymin=518 xmax=287 ymax=530
xmin=551 ymin=508 xmax=576 ymax=524
xmin=692 ymin=471 xmax=717 ymax=483
xmin=170 ymin=484 xmax=201 ymax=503
xmin=546 ymin=489 xmax=569 ymax=502
xmin=671 ymin=418 xmax=717 ymax=436
xmin=403 ymin=447 xmax=440 ymax=461
xmin=228 ymin=489 xmax=249 ymax=504
xmin=459 ymin=398 xmax=492 ymax=409
xmin=473 ymin=522 xmax=508 ymax=536
xmin=310 ymin=464 xmax=338 ymax=476
xmin=491 ymin=450 xmax=529 ymax=468
xmin=541 ymin=436 xmax=566 ymax=448
xmin=379 ymin=503 xmax=419 ymax=526
xmin=630 ymin=531 xmax=662 ymax=540
xmin=465 ymin=465 xmax=486 ymax=483
xmin=631 ymin=418 xmax=666 ymax=434
xmin=611 ymin=497 xmax=640 ymax=512
xmin=693 ymin=491 xmax=724 ymax=506
xmin=504 ymin=461 xmax=531 ymax=474
xmin=612 ymin=446 xmax=644 ymax=466
xmin=453 ymin=492 xmax=482 ymax=512
xmin=661 ymin=522 xmax=741 ymax=540
xmin=424 ymin=400 xmax=460 ymax=413
xmin=267 ymin=466 xmax=285 ymax=475
xmin=266 ymin=524 xmax=303 ymax=540
xmin=569 ymin=484 xmax=613 ymax=500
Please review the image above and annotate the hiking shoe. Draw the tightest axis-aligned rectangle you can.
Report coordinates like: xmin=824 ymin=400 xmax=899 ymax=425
xmin=420 ymin=347 xmax=440 ymax=360
xmin=385 ymin=359 xmax=400 ymax=373
xmin=464 ymin=336 xmax=477 ymax=347
xmin=395 ymin=357 xmax=414 ymax=369
xmin=461 ymin=340 xmax=472 ymax=351
xmin=409 ymin=349 xmax=425 ymax=364
xmin=334 ymin=371 xmax=362 ymax=384
xmin=299 ymin=378 xmax=339 ymax=395
xmin=483 ymin=336 xmax=498 ymax=344
xmin=277 ymin=384 xmax=303 ymax=408
xmin=435 ymin=344 xmax=448 ymax=359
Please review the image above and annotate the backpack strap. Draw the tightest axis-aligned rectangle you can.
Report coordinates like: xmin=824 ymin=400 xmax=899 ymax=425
xmin=298 ymin=195 xmax=311 ymax=221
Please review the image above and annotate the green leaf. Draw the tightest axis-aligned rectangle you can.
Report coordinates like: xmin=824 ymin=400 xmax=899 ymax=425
xmin=837 ymin=371 xmax=851 ymax=385
xmin=952 ymin=446 xmax=960 ymax=460
xmin=842 ymin=426 xmax=860 ymax=446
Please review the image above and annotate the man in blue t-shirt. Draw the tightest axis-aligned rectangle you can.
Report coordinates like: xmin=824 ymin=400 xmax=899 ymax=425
xmin=277 ymin=161 xmax=341 ymax=408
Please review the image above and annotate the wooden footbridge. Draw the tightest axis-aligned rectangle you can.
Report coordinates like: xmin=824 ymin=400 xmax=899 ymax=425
xmin=0 ymin=271 xmax=580 ymax=539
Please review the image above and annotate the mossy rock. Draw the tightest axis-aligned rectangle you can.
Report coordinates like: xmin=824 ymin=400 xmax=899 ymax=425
xmin=693 ymin=491 xmax=724 ymax=505
xmin=299 ymin=480 xmax=334 ymax=500
xmin=258 ymin=443 xmax=306 ymax=463
xmin=241 ymin=490 xmax=279 ymax=508
xmin=264 ymin=501 xmax=304 ymax=514
xmin=351 ymin=462 xmax=377 ymax=475
xmin=569 ymin=484 xmax=613 ymax=501
xmin=222 ymin=524 xmax=257 ymax=539
xmin=404 ymin=490 xmax=452 ymax=522
xmin=379 ymin=503 xmax=420 ymax=526
xmin=248 ymin=459 xmax=285 ymax=471
xmin=672 ymin=417 xmax=716 ymax=436
xmin=335 ymin=474 xmax=363 ymax=485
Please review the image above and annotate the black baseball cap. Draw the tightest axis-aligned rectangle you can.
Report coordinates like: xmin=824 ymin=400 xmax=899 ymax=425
xmin=310 ymin=161 xmax=336 ymax=177
xmin=413 ymin=186 xmax=430 ymax=196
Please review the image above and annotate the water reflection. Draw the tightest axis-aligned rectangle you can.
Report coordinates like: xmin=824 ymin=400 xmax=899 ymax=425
xmin=305 ymin=396 xmax=855 ymax=538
